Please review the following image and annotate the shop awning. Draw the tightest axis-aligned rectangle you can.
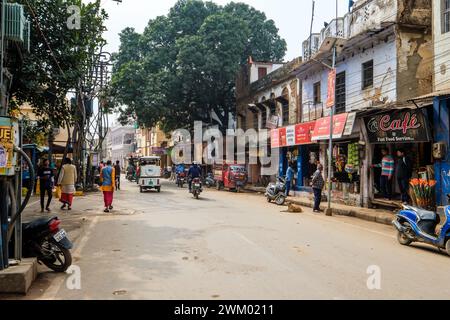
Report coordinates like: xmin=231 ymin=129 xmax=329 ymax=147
xmin=408 ymin=89 xmax=450 ymax=108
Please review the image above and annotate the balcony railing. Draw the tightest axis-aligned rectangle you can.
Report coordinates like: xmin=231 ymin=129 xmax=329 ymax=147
xmin=320 ymin=18 xmax=346 ymax=44
xmin=302 ymin=34 xmax=320 ymax=61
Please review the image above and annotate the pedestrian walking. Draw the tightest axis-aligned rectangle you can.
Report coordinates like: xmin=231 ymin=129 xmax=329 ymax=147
xmin=38 ymin=159 xmax=54 ymax=212
xmin=114 ymin=160 xmax=121 ymax=191
xmin=372 ymin=148 xmax=395 ymax=200
xmin=100 ymin=160 xmax=115 ymax=213
xmin=311 ymin=163 xmax=325 ymax=213
xmin=285 ymin=162 xmax=296 ymax=196
xmin=396 ymin=149 xmax=413 ymax=204
xmin=170 ymin=164 xmax=176 ymax=181
xmin=57 ymin=158 xmax=77 ymax=211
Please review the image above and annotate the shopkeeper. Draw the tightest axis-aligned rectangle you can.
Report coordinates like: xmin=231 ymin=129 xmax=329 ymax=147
xmin=396 ymin=148 xmax=413 ymax=204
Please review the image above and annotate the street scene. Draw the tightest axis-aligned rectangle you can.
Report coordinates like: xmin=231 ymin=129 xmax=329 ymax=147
xmin=0 ymin=0 xmax=450 ymax=304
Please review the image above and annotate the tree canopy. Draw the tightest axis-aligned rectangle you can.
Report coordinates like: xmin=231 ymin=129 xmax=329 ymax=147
xmin=9 ymin=0 xmax=108 ymax=132
xmin=111 ymin=0 xmax=287 ymax=133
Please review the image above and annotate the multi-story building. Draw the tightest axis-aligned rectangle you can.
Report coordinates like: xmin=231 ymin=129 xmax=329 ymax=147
xmin=293 ymin=0 xmax=433 ymax=207
xmin=237 ymin=0 xmax=435 ymax=208
xmin=109 ymin=125 xmax=136 ymax=168
xmin=412 ymin=0 xmax=450 ymax=206
xmin=135 ymin=126 xmax=171 ymax=168
xmin=236 ymin=58 xmax=302 ymax=185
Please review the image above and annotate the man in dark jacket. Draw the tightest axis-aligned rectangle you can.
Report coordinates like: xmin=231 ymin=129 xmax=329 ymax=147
xmin=188 ymin=161 xmax=202 ymax=192
xmin=38 ymin=159 xmax=54 ymax=212
xmin=114 ymin=161 xmax=122 ymax=191
xmin=396 ymin=149 xmax=413 ymax=204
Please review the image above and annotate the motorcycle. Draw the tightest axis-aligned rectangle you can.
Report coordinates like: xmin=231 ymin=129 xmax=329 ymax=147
xmin=177 ymin=172 xmax=186 ymax=188
xmin=126 ymin=172 xmax=136 ymax=182
xmin=204 ymin=173 xmax=216 ymax=188
xmin=191 ymin=177 xmax=203 ymax=199
xmin=22 ymin=217 xmax=73 ymax=272
xmin=393 ymin=197 xmax=450 ymax=256
xmin=265 ymin=177 xmax=287 ymax=206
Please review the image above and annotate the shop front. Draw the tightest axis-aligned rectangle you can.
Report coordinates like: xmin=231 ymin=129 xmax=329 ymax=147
xmin=364 ymin=107 xmax=434 ymax=207
xmin=271 ymin=121 xmax=316 ymax=192
xmin=311 ymin=112 xmax=361 ymax=206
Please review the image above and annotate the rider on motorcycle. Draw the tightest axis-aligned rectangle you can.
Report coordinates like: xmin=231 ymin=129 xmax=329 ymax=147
xmin=176 ymin=163 xmax=186 ymax=184
xmin=188 ymin=161 xmax=202 ymax=193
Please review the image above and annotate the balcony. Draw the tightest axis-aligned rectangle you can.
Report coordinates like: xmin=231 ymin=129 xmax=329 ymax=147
xmin=320 ymin=18 xmax=346 ymax=44
xmin=302 ymin=34 xmax=320 ymax=61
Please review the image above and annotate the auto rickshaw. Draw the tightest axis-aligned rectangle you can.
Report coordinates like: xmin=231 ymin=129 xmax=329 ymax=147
xmin=214 ymin=163 xmax=248 ymax=193
xmin=138 ymin=156 xmax=162 ymax=193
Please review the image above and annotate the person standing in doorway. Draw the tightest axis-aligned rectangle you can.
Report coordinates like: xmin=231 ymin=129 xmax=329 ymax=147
xmin=396 ymin=149 xmax=413 ymax=204
xmin=57 ymin=158 xmax=77 ymax=211
xmin=285 ymin=162 xmax=296 ymax=197
xmin=114 ymin=160 xmax=121 ymax=191
xmin=311 ymin=163 xmax=325 ymax=213
xmin=38 ymin=159 xmax=54 ymax=212
xmin=100 ymin=160 xmax=115 ymax=213
xmin=372 ymin=148 xmax=395 ymax=200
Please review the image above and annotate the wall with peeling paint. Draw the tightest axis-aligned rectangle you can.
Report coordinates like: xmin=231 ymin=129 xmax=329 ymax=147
xmin=396 ymin=27 xmax=433 ymax=101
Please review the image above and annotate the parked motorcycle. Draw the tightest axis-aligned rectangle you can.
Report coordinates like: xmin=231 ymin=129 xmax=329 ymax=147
xmin=204 ymin=173 xmax=216 ymax=188
xmin=265 ymin=177 xmax=287 ymax=206
xmin=191 ymin=177 xmax=203 ymax=200
xmin=393 ymin=197 xmax=450 ymax=256
xmin=22 ymin=217 xmax=73 ymax=272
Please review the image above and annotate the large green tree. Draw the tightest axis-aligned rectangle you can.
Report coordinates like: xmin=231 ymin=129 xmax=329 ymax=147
xmin=8 ymin=0 xmax=108 ymax=130
xmin=112 ymin=0 xmax=287 ymax=133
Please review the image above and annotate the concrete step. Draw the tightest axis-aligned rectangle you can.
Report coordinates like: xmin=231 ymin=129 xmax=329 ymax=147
xmin=0 ymin=258 xmax=38 ymax=294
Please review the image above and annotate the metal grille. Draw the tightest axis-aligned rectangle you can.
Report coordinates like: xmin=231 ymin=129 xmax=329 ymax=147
xmin=4 ymin=3 xmax=26 ymax=42
xmin=335 ymin=72 xmax=346 ymax=114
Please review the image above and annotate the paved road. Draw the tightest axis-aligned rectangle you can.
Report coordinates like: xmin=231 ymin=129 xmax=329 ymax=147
xmin=4 ymin=178 xmax=450 ymax=300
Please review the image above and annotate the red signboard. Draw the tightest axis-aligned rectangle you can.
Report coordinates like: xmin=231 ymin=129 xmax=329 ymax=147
xmin=295 ymin=121 xmax=316 ymax=145
xmin=271 ymin=129 xmax=280 ymax=148
xmin=312 ymin=113 xmax=348 ymax=141
xmin=326 ymin=69 xmax=336 ymax=108
xmin=271 ymin=121 xmax=316 ymax=148
xmin=279 ymin=127 xmax=287 ymax=147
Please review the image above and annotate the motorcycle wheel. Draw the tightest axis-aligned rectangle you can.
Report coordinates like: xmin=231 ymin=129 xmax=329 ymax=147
xmin=40 ymin=241 xmax=72 ymax=273
xmin=275 ymin=195 xmax=286 ymax=206
xmin=397 ymin=222 xmax=413 ymax=246
xmin=266 ymin=196 xmax=272 ymax=203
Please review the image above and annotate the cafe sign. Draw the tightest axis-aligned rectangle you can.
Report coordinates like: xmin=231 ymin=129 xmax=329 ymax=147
xmin=365 ymin=109 xmax=431 ymax=144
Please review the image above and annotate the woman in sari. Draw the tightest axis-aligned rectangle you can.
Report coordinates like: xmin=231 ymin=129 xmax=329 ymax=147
xmin=57 ymin=158 xmax=77 ymax=211
xmin=100 ymin=160 xmax=115 ymax=213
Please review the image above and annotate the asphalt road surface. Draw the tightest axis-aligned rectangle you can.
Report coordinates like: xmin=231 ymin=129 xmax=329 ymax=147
xmin=4 ymin=178 xmax=450 ymax=300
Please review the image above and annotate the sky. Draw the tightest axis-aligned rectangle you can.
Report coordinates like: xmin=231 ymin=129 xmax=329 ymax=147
xmin=97 ymin=0 xmax=350 ymax=62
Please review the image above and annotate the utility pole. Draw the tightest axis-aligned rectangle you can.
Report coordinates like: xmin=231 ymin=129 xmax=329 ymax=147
xmin=325 ymin=0 xmax=339 ymax=216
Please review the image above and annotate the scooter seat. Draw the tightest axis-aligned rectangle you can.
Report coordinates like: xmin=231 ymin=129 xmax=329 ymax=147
xmin=404 ymin=206 xmax=437 ymax=221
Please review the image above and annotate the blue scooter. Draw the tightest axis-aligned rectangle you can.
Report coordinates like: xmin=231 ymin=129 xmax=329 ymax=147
xmin=393 ymin=196 xmax=450 ymax=256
